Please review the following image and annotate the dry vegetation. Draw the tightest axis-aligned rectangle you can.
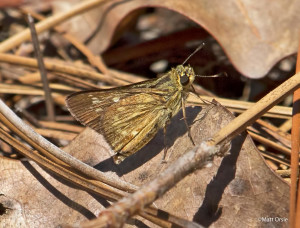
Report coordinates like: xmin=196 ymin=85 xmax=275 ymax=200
xmin=0 ymin=0 xmax=299 ymax=227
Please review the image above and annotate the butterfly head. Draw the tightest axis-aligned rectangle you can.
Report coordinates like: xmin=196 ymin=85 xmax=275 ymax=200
xmin=175 ymin=65 xmax=195 ymax=88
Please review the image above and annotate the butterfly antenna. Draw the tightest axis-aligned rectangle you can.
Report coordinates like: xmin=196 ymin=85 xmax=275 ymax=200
xmin=182 ymin=42 xmax=205 ymax=65
xmin=195 ymin=72 xmax=228 ymax=78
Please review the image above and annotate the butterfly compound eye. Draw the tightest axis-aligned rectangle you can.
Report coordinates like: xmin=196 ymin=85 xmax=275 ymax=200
xmin=180 ymin=75 xmax=190 ymax=86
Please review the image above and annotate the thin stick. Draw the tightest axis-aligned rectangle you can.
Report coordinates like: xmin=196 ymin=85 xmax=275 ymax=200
xmin=0 ymin=53 xmax=127 ymax=86
xmin=80 ymin=141 xmax=218 ymax=228
xmin=188 ymin=94 xmax=292 ymax=119
xmin=210 ymin=72 xmax=300 ymax=146
xmin=20 ymin=8 xmax=110 ymax=76
xmin=27 ymin=14 xmax=55 ymax=121
xmin=247 ymin=130 xmax=291 ymax=156
xmin=291 ymin=37 xmax=300 ymax=228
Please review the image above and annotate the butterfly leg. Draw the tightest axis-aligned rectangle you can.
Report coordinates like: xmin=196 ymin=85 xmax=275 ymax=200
xmin=191 ymin=85 xmax=212 ymax=105
xmin=161 ymin=125 xmax=168 ymax=163
xmin=181 ymin=97 xmax=195 ymax=146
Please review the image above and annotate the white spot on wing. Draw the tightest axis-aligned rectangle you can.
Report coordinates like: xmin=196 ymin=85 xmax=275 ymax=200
xmin=96 ymin=108 xmax=103 ymax=112
xmin=92 ymin=100 xmax=101 ymax=104
xmin=113 ymin=97 xmax=120 ymax=102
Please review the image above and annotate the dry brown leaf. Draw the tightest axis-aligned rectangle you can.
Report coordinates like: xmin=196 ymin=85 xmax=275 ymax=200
xmin=0 ymin=103 xmax=289 ymax=227
xmin=0 ymin=0 xmax=24 ymax=8
xmin=68 ymin=103 xmax=289 ymax=227
xmin=0 ymin=158 xmax=103 ymax=227
xmin=52 ymin=0 xmax=299 ymax=78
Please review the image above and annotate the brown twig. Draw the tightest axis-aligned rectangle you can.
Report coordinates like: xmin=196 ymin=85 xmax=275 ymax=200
xmin=279 ymin=118 xmax=292 ymax=132
xmin=260 ymin=150 xmax=291 ymax=167
xmin=291 ymin=36 xmax=300 ymax=228
xmin=211 ymin=72 xmax=300 ymax=146
xmin=27 ymin=14 xmax=55 ymax=121
xmin=39 ymin=121 xmax=84 ymax=133
xmin=16 ymin=107 xmax=43 ymax=128
xmin=33 ymin=128 xmax=77 ymax=141
xmin=255 ymin=119 xmax=291 ymax=148
xmin=55 ymin=73 xmax=103 ymax=90
xmin=247 ymin=129 xmax=291 ymax=156
xmin=188 ymin=94 xmax=292 ymax=119
xmin=0 ymin=53 xmax=127 ymax=86
xmin=79 ymin=141 xmax=222 ymax=228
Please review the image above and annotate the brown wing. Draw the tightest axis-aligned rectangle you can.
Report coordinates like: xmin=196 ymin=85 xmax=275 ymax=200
xmin=99 ymin=93 xmax=169 ymax=153
xmin=66 ymin=87 xmax=177 ymax=162
xmin=66 ymin=86 xmax=168 ymax=131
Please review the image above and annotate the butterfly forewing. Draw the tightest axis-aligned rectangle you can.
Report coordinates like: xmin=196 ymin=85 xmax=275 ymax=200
xmin=66 ymin=89 xmax=141 ymax=131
